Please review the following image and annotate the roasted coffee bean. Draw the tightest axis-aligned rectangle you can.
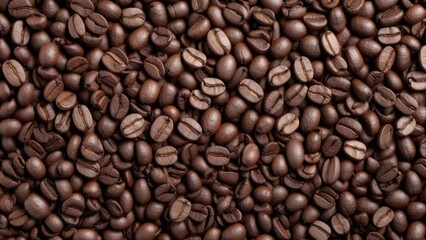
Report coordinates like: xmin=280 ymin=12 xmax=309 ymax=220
xmin=182 ymin=47 xmax=206 ymax=69
xmin=177 ymin=118 xmax=202 ymax=141
xmin=68 ymin=14 xmax=86 ymax=39
xmin=120 ymin=113 xmax=145 ymax=139
xmin=201 ymin=78 xmax=226 ymax=97
xmin=72 ymin=104 xmax=93 ymax=132
xmin=144 ymin=56 xmax=165 ymax=80
xmin=81 ymin=132 xmax=104 ymax=162
xmin=238 ymin=79 xmax=264 ymax=103
xmin=309 ymin=220 xmax=331 ymax=240
xmin=24 ymin=193 xmax=50 ymax=220
xmin=207 ymin=28 xmax=232 ymax=56
xmin=169 ymin=198 xmax=191 ymax=223
xmin=102 ymin=48 xmax=128 ymax=73
xmin=268 ymin=65 xmax=291 ymax=87
xmin=2 ymin=59 xmax=26 ymax=87
xmin=206 ymin=145 xmax=230 ymax=166
xmin=0 ymin=1 xmax=425 ymax=238
xmin=372 ymin=206 xmax=394 ymax=228
xmin=294 ymin=56 xmax=314 ymax=82
xmin=150 ymin=115 xmax=174 ymax=142
xmin=343 ymin=140 xmax=366 ymax=161
xmin=321 ymin=31 xmax=341 ymax=56
xmin=155 ymin=146 xmax=178 ymax=166
xmin=395 ymin=93 xmax=418 ymax=115
xmin=308 ymin=85 xmax=332 ymax=105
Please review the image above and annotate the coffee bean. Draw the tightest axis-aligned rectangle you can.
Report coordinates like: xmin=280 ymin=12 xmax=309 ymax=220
xmin=343 ymin=140 xmax=366 ymax=161
xmin=207 ymin=28 xmax=232 ymax=56
xmin=396 ymin=116 xmax=416 ymax=136
xmin=395 ymin=93 xmax=418 ymax=115
xmin=68 ymin=14 xmax=86 ymax=39
xmin=85 ymin=12 xmax=108 ymax=35
xmin=24 ymin=193 xmax=50 ymax=220
xmin=120 ymin=113 xmax=145 ymax=139
xmin=150 ymin=115 xmax=174 ymax=142
xmin=121 ymin=8 xmax=146 ymax=29
xmin=309 ymin=220 xmax=331 ymax=240
xmin=102 ymin=48 xmax=128 ymax=73
xmin=335 ymin=117 xmax=362 ymax=140
xmin=177 ymin=118 xmax=202 ymax=141
xmin=238 ymin=79 xmax=264 ymax=103
xmin=182 ymin=47 xmax=206 ymax=69
xmin=80 ymin=132 xmax=104 ymax=162
xmin=8 ymin=208 xmax=28 ymax=227
xmin=201 ymin=77 xmax=226 ymax=97
xmin=285 ymin=83 xmax=308 ymax=107
xmin=2 ymin=59 xmax=26 ymax=87
xmin=70 ymin=0 xmax=94 ymax=17
xmin=322 ymin=156 xmax=341 ymax=184
xmin=268 ymin=65 xmax=290 ymax=87
xmin=109 ymin=93 xmax=129 ymax=120
xmin=377 ymin=27 xmax=401 ymax=45
xmin=331 ymin=213 xmax=350 ymax=235
xmin=72 ymin=104 xmax=93 ymax=132
xmin=144 ymin=56 xmax=165 ymax=80
xmin=169 ymin=198 xmax=192 ymax=223
xmin=372 ymin=206 xmax=394 ymax=228
xmin=307 ymin=84 xmax=332 ymax=105
xmin=155 ymin=146 xmax=178 ymax=166
xmin=294 ymin=56 xmax=314 ymax=82
xmin=321 ymin=31 xmax=340 ymax=56
xmin=76 ymin=158 xmax=100 ymax=178
xmin=206 ymin=145 xmax=230 ymax=166
xmin=189 ymin=89 xmax=211 ymax=110
xmin=276 ymin=113 xmax=299 ymax=135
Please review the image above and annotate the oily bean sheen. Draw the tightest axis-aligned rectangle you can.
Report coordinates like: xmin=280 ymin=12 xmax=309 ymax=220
xmin=0 ymin=0 xmax=426 ymax=239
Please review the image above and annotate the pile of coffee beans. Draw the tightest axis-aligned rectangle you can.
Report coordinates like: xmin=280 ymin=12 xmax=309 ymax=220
xmin=1 ymin=0 xmax=426 ymax=239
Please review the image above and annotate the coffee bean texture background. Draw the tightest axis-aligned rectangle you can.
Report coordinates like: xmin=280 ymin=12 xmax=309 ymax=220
xmin=0 ymin=0 xmax=426 ymax=239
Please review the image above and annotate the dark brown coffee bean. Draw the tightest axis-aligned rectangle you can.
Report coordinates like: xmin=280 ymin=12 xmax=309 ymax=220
xmin=144 ymin=56 xmax=165 ymax=80
xmin=85 ymin=12 xmax=108 ymax=35
xmin=189 ymin=89 xmax=211 ymax=110
xmin=120 ymin=113 xmax=145 ymax=139
xmin=294 ymin=56 xmax=314 ymax=82
xmin=376 ymin=46 xmax=395 ymax=73
xmin=201 ymin=78 xmax=226 ymax=97
xmin=72 ymin=104 xmax=93 ymax=132
xmin=102 ymin=48 xmax=128 ymax=73
xmin=177 ymin=118 xmax=202 ymax=141
xmin=206 ymin=145 xmax=230 ymax=166
xmin=169 ymin=198 xmax=192 ymax=223
xmin=182 ymin=47 xmax=206 ymax=69
xmin=372 ymin=206 xmax=394 ymax=228
xmin=150 ymin=115 xmax=174 ymax=142
xmin=68 ymin=14 xmax=86 ymax=39
xmin=81 ymin=132 xmax=104 ymax=162
xmin=377 ymin=27 xmax=401 ymax=45
xmin=238 ymin=79 xmax=264 ymax=103
xmin=321 ymin=31 xmax=340 ymax=56
xmin=407 ymin=71 xmax=426 ymax=91
xmin=322 ymin=156 xmax=341 ymax=184
xmin=268 ymin=65 xmax=291 ymax=87
xmin=331 ymin=213 xmax=350 ymax=235
xmin=309 ymin=220 xmax=331 ymax=240
xmin=2 ymin=59 xmax=26 ymax=87
xmin=70 ymin=0 xmax=94 ymax=17
xmin=343 ymin=140 xmax=366 ymax=161
xmin=395 ymin=93 xmax=418 ymax=115
xmin=307 ymin=85 xmax=332 ymax=105
xmin=24 ymin=193 xmax=50 ymax=220
xmin=155 ymin=146 xmax=178 ymax=166
xmin=207 ymin=28 xmax=232 ymax=56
